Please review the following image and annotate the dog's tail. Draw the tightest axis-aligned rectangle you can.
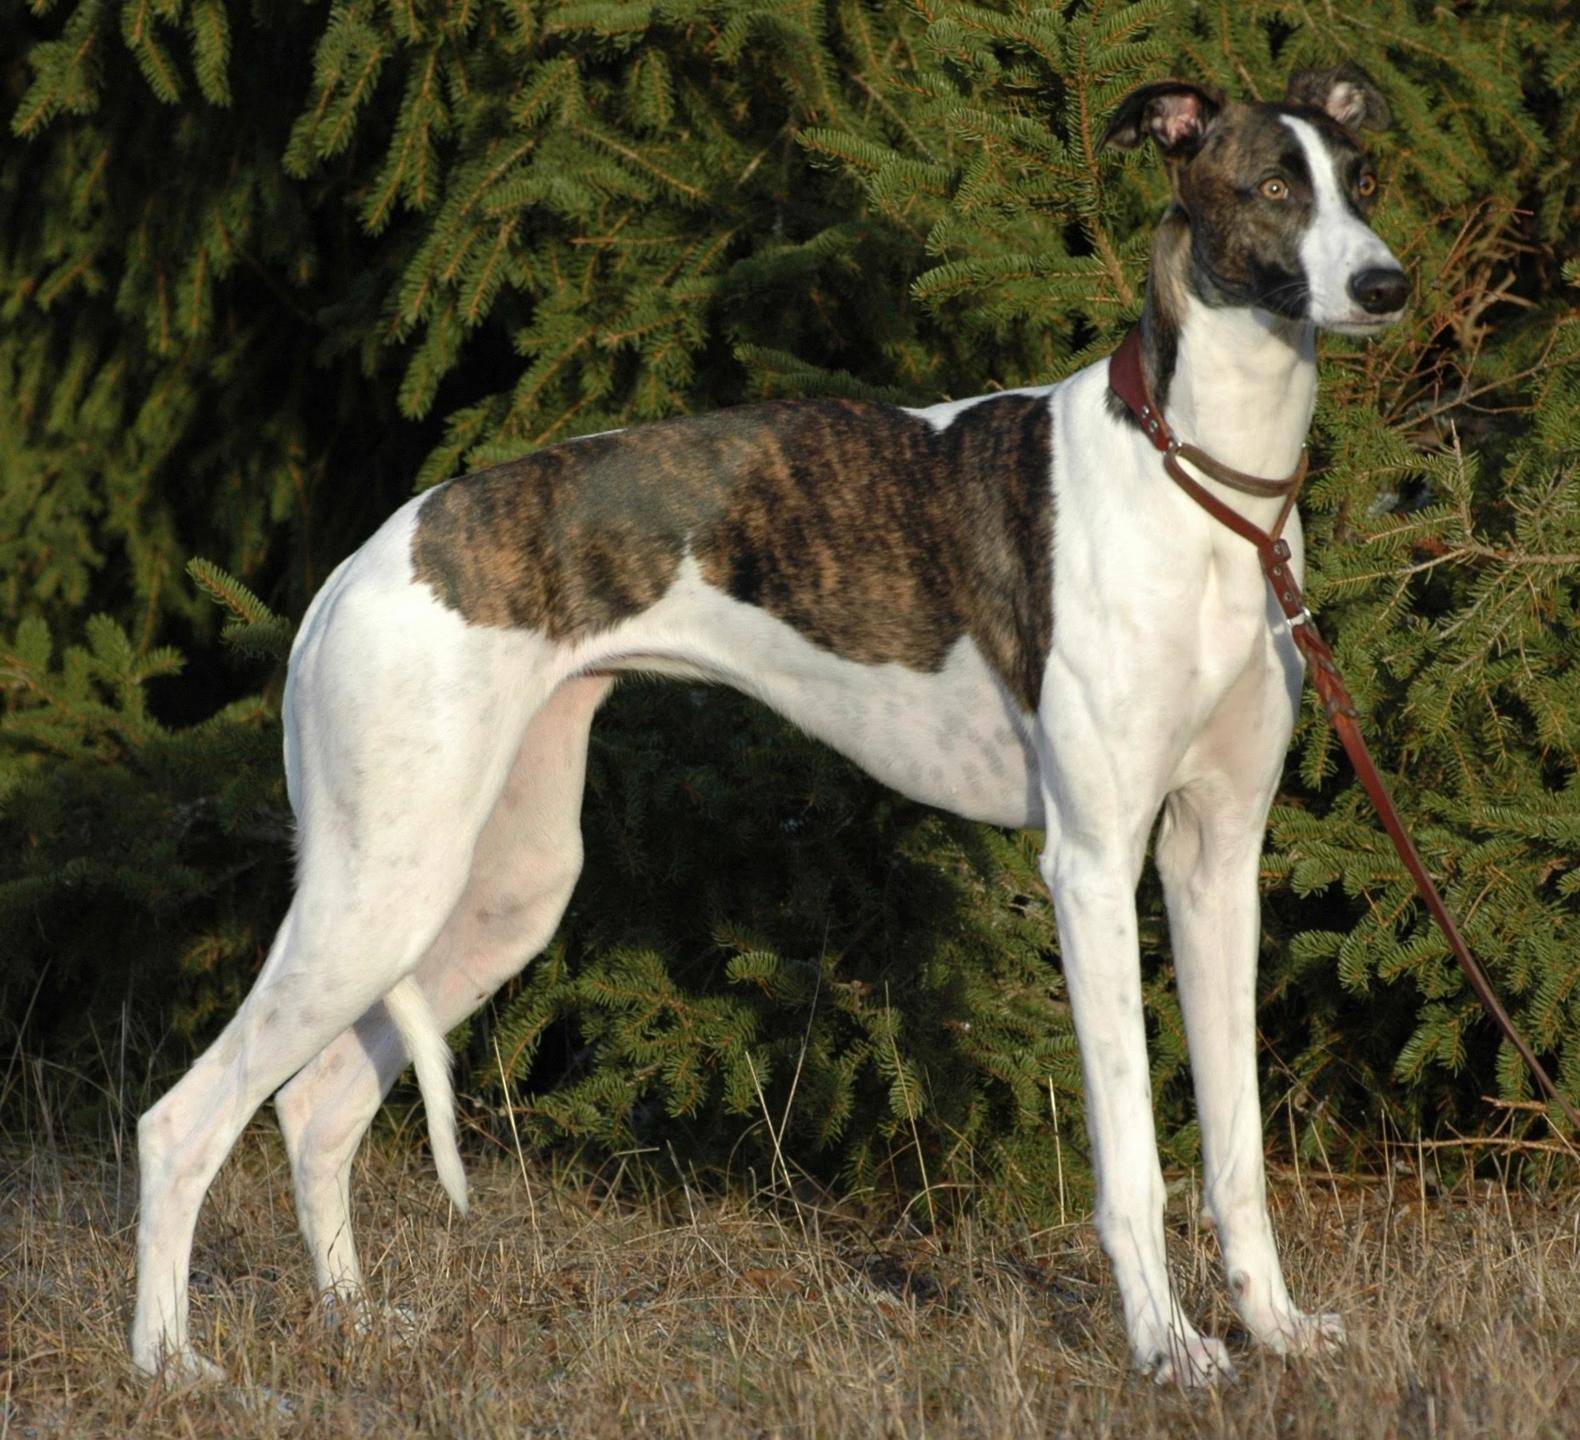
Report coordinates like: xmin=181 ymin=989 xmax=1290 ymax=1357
xmin=382 ymin=978 xmax=468 ymax=1215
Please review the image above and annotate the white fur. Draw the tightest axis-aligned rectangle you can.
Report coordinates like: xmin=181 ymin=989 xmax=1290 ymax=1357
xmin=903 ymin=386 xmax=1057 ymax=433
xmin=580 ymin=558 xmax=1044 ymax=828
xmin=1285 ymin=114 xmax=1401 ymax=331
xmin=381 ymin=978 xmax=467 ymax=1214
xmin=132 ymin=138 xmax=1391 ymax=1387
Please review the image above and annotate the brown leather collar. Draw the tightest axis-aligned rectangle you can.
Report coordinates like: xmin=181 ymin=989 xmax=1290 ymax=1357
xmin=1109 ymin=325 xmax=1309 ymax=499
xmin=1106 ymin=324 xmax=1580 ymax=1136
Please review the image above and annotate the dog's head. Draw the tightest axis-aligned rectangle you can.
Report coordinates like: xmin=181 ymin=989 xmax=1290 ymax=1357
xmin=1102 ymin=64 xmax=1408 ymax=334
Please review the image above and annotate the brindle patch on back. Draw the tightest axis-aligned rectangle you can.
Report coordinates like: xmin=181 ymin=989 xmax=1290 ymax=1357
xmin=410 ymin=397 xmax=1055 ymax=712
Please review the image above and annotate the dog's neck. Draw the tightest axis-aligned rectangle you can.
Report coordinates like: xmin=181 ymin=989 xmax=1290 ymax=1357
xmin=1168 ymin=301 xmax=1316 ymax=478
xmin=1139 ymin=210 xmax=1318 ymax=483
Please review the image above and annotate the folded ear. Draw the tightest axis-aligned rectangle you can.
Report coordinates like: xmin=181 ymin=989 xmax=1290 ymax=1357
xmin=1285 ymin=62 xmax=1392 ymax=131
xmin=1100 ymin=81 xmax=1223 ymax=157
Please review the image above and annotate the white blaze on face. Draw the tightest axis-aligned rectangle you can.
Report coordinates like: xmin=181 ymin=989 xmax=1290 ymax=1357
xmin=1282 ymin=114 xmax=1401 ymax=332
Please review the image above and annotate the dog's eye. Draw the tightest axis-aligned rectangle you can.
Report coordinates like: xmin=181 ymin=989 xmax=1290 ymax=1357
xmin=1259 ymin=177 xmax=1289 ymax=201
xmin=1357 ymin=171 xmax=1378 ymax=198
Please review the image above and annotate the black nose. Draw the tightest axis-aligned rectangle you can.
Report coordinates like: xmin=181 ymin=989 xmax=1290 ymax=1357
xmin=1347 ymin=267 xmax=1409 ymax=315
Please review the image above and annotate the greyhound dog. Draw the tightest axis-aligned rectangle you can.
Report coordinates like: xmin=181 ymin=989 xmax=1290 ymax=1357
xmin=133 ymin=63 xmax=1408 ymax=1385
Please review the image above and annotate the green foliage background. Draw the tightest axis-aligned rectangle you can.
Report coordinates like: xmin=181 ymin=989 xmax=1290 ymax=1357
xmin=2 ymin=0 xmax=1577 ymax=1213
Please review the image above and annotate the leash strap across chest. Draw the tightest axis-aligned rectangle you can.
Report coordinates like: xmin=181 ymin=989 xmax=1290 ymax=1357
xmin=1108 ymin=327 xmax=1580 ymax=1133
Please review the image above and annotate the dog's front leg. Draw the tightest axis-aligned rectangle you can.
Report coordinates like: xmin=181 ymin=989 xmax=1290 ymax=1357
xmin=1038 ymin=738 xmax=1233 ymax=1386
xmin=1158 ymin=767 xmax=1344 ymax=1359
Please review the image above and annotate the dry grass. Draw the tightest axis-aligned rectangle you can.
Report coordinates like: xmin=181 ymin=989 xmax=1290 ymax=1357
xmin=2 ymin=1127 xmax=1578 ymax=1438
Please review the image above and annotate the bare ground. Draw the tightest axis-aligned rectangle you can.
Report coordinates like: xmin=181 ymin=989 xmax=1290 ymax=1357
xmin=2 ymin=1127 xmax=1577 ymax=1438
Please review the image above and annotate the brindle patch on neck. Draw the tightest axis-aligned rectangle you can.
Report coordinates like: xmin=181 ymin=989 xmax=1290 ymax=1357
xmin=1105 ymin=205 xmax=1192 ymax=430
xmin=410 ymin=396 xmax=1055 ymax=713
xmin=1141 ymin=207 xmax=1192 ymax=407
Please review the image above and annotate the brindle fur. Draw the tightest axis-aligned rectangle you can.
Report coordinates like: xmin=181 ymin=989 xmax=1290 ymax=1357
xmin=411 ymin=395 xmax=1055 ymax=713
xmin=1183 ymin=103 xmax=1373 ymax=317
xmin=1137 ymin=208 xmax=1192 ymax=408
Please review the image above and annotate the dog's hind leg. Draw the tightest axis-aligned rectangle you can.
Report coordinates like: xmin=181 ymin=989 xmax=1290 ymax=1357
xmin=1157 ymin=656 xmax=1344 ymax=1358
xmin=274 ymin=673 xmax=612 ymax=1302
xmin=132 ymin=565 xmax=553 ymax=1380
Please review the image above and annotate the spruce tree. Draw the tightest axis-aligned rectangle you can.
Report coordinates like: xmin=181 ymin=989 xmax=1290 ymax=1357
xmin=3 ymin=0 xmax=1576 ymax=1203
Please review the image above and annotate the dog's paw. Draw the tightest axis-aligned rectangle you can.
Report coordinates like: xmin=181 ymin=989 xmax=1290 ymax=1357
xmin=1260 ymin=1308 xmax=1346 ymax=1357
xmin=1141 ymin=1330 xmax=1236 ymax=1388
xmin=321 ymin=1290 xmax=422 ymax=1345
xmin=375 ymin=1299 xmax=422 ymax=1343
xmin=147 ymin=1347 xmax=227 ymax=1387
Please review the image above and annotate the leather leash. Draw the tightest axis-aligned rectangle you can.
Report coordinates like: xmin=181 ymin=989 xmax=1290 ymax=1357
xmin=1108 ymin=326 xmax=1580 ymax=1133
